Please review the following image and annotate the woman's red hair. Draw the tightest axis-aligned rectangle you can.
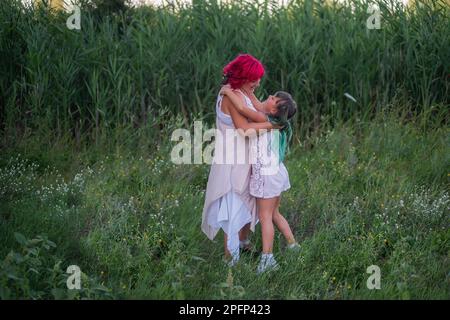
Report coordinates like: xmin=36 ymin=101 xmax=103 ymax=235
xmin=222 ymin=54 xmax=265 ymax=89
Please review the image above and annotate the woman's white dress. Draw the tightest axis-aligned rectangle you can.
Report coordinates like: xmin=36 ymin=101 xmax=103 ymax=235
xmin=202 ymin=92 xmax=259 ymax=263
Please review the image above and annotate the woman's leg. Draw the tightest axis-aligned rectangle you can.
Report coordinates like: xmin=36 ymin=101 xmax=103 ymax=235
xmin=238 ymin=223 xmax=252 ymax=251
xmin=224 ymin=233 xmax=231 ymax=258
xmin=257 ymin=197 xmax=278 ymax=254
xmin=238 ymin=223 xmax=251 ymax=241
xmin=272 ymin=196 xmax=296 ymax=245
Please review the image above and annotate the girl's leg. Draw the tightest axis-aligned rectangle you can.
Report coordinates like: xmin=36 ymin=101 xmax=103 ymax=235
xmin=272 ymin=196 xmax=296 ymax=245
xmin=257 ymin=197 xmax=278 ymax=254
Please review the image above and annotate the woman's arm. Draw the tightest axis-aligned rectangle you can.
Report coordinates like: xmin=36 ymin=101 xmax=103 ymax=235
xmin=220 ymin=87 xmax=267 ymax=123
xmin=222 ymin=96 xmax=274 ymax=137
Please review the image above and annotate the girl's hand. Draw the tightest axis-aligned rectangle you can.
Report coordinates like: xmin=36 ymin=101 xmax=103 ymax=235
xmin=271 ymin=123 xmax=285 ymax=129
xmin=219 ymin=84 xmax=233 ymax=96
xmin=241 ymin=86 xmax=254 ymax=96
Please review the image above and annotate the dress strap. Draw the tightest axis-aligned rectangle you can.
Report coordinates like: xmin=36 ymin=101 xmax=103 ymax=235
xmin=234 ymin=89 xmax=258 ymax=111
xmin=216 ymin=94 xmax=233 ymax=126
xmin=234 ymin=89 xmax=250 ymax=105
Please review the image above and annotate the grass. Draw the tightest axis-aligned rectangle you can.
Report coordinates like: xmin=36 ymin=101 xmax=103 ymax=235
xmin=0 ymin=0 xmax=448 ymax=300
xmin=1 ymin=109 xmax=448 ymax=299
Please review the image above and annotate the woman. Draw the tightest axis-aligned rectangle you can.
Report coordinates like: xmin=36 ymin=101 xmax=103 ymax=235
xmin=201 ymin=53 xmax=279 ymax=266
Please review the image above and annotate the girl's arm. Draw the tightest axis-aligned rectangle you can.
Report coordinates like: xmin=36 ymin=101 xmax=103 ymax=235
xmin=242 ymin=88 xmax=265 ymax=113
xmin=220 ymin=87 xmax=267 ymax=123
xmin=222 ymin=96 xmax=275 ymax=137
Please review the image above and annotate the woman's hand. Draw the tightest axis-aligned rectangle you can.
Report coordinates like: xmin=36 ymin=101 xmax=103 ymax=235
xmin=219 ymin=84 xmax=233 ymax=96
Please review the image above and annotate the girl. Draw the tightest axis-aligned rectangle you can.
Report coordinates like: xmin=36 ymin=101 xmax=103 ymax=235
xmin=220 ymin=86 xmax=300 ymax=273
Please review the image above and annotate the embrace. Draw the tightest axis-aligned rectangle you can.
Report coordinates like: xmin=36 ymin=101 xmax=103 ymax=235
xmin=201 ymin=54 xmax=300 ymax=274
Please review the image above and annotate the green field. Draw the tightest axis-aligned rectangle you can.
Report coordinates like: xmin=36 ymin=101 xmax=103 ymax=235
xmin=0 ymin=0 xmax=449 ymax=299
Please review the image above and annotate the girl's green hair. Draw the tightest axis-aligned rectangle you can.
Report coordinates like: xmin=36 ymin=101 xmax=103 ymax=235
xmin=267 ymin=91 xmax=297 ymax=163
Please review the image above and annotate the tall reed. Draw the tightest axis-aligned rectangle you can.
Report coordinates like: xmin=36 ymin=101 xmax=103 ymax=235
xmin=0 ymin=0 xmax=448 ymax=145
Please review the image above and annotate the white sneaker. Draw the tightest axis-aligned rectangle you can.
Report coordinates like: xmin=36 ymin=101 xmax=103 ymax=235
xmin=239 ymin=239 xmax=251 ymax=249
xmin=257 ymin=254 xmax=279 ymax=274
xmin=239 ymin=239 xmax=253 ymax=252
